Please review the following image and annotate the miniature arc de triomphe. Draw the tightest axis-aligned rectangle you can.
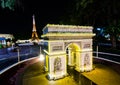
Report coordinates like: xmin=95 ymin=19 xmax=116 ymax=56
xmin=41 ymin=24 xmax=95 ymax=80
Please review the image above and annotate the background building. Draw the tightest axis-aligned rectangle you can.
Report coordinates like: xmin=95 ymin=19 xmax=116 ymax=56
xmin=0 ymin=34 xmax=14 ymax=48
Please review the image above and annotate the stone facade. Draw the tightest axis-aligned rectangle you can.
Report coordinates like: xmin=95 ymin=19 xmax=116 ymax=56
xmin=42 ymin=24 xmax=95 ymax=80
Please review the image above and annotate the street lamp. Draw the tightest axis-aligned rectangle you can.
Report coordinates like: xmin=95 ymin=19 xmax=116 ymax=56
xmin=39 ymin=54 xmax=44 ymax=61
xmin=39 ymin=45 xmax=44 ymax=61
xmin=96 ymin=45 xmax=98 ymax=58
xmin=17 ymin=47 xmax=20 ymax=62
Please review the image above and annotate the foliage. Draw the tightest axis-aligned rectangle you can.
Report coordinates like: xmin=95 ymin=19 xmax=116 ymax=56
xmin=106 ymin=23 xmax=120 ymax=36
xmin=58 ymin=0 xmax=120 ymax=48
xmin=0 ymin=0 xmax=15 ymax=10
xmin=1 ymin=0 xmax=120 ymax=46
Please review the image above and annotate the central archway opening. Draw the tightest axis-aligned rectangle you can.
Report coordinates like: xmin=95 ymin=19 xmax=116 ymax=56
xmin=66 ymin=43 xmax=80 ymax=66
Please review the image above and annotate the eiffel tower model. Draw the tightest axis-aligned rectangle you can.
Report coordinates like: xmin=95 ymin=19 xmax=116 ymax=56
xmin=31 ymin=15 xmax=40 ymax=43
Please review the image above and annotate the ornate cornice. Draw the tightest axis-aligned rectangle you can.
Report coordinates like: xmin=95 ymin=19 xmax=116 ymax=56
xmin=43 ymin=24 xmax=93 ymax=34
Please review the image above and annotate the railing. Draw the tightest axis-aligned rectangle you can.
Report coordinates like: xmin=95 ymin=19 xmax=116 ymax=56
xmin=0 ymin=45 xmax=40 ymax=75
xmin=1 ymin=44 xmax=120 ymax=75
xmin=93 ymin=51 xmax=120 ymax=64
xmin=0 ymin=57 xmax=38 ymax=75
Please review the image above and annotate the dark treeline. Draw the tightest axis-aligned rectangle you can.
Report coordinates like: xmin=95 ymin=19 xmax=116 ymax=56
xmin=1 ymin=0 xmax=120 ymax=48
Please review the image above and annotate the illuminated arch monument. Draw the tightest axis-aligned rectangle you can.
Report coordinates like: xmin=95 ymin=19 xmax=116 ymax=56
xmin=41 ymin=24 xmax=95 ymax=80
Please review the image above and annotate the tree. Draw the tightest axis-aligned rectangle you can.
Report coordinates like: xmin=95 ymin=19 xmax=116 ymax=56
xmin=101 ymin=0 xmax=120 ymax=48
xmin=0 ymin=0 xmax=24 ymax=11
xmin=1 ymin=0 xmax=120 ymax=48
xmin=0 ymin=0 xmax=15 ymax=10
xmin=106 ymin=23 xmax=120 ymax=48
xmin=59 ymin=0 xmax=120 ymax=48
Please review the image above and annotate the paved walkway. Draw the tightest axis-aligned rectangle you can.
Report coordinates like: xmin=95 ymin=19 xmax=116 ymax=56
xmin=21 ymin=62 xmax=77 ymax=85
xmin=82 ymin=64 xmax=120 ymax=85
xmin=20 ymin=62 xmax=120 ymax=85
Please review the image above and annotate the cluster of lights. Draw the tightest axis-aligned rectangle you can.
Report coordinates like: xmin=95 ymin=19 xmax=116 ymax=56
xmin=42 ymin=33 xmax=95 ymax=38
xmin=46 ymin=24 xmax=93 ymax=29
xmin=48 ymin=71 xmax=66 ymax=80
xmin=39 ymin=54 xmax=44 ymax=61
xmin=43 ymin=24 xmax=93 ymax=33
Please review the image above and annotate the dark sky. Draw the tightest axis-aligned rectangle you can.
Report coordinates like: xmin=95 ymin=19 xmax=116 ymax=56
xmin=0 ymin=0 xmax=68 ymax=39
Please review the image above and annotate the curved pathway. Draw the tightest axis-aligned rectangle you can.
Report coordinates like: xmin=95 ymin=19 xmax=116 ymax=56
xmin=82 ymin=64 xmax=120 ymax=85
xmin=21 ymin=61 xmax=120 ymax=85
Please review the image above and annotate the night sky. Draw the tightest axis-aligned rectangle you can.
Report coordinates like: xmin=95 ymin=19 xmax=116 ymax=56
xmin=0 ymin=0 xmax=68 ymax=39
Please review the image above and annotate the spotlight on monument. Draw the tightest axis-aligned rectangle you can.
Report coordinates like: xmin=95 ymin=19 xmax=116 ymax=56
xmin=39 ymin=54 xmax=44 ymax=61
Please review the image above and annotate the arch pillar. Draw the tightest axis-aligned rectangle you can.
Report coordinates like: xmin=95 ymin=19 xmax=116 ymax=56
xmin=43 ymin=41 xmax=67 ymax=80
xmin=67 ymin=47 xmax=72 ymax=66
xmin=67 ymin=47 xmax=76 ymax=66
xmin=75 ymin=50 xmax=83 ymax=72
xmin=75 ymin=42 xmax=93 ymax=72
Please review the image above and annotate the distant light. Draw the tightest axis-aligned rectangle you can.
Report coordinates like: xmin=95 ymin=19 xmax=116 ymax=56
xmin=97 ymin=28 xmax=101 ymax=31
xmin=39 ymin=54 xmax=44 ymax=61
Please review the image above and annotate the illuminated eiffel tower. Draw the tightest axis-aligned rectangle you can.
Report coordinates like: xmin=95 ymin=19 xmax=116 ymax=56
xmin=31 ymin=15 xmax=40 ymax=42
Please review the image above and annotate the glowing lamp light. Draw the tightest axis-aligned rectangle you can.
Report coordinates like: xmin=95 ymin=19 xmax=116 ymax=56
xmin=39 ymin=54 xmax=44 ymax=61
